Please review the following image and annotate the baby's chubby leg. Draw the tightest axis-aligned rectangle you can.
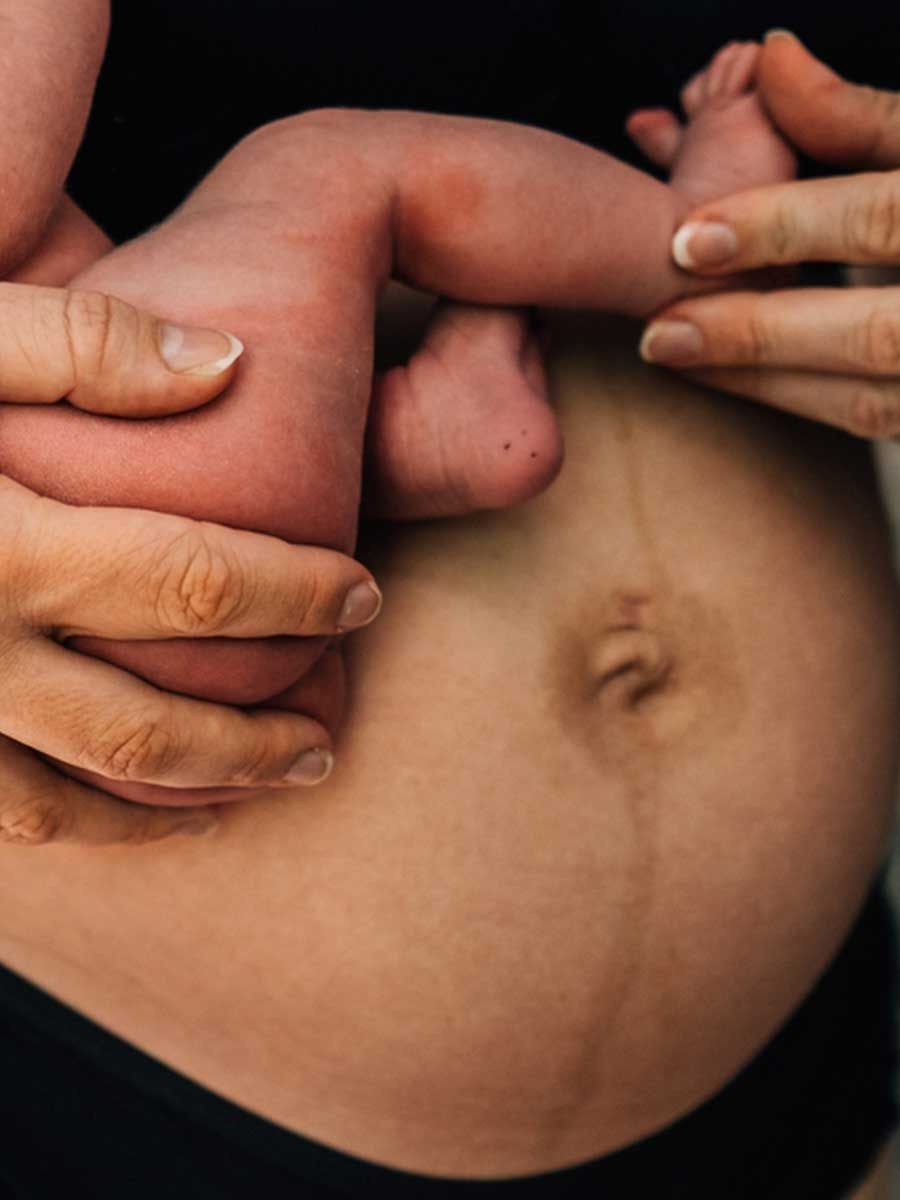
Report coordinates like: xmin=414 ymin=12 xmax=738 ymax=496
xmin=0 ymin=112 xmax=742 ymax=803
xmin=362 ymin=50 xmax=800 ymax=520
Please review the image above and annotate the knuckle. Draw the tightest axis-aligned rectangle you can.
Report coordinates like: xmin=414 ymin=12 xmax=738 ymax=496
xmin=844 ymin=383 xmax=900 ymax=439
xmin=5 ymin=495 xmax=79 ymax=630
xmin=63 ymin=289 xmax=117 ymax=385
xmin=226 ymin=719 xmax=286 ymax=787
xmin=293 ymin=568 xmax=328 ymax=628
xmin=766 ymin=201 xmax=797 ymax=263
xmin=152 ymin=526 xmax=247 ymax=635
xmin=854 ymin=308 xmax=900 ymax=374
xmin=84 ymin=707 xmax=179 ymax=782
xmin=843 ymin=177 xmax=900 ymax=260
xmin=738 ymin=309 xmax=777 ymax=366
xmin=0 ymin=791 xmax=64 ymax=846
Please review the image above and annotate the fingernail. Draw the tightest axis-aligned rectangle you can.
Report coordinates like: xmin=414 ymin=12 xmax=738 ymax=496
xmin=764 ymin=28 xmax=799 ymax=43
xmin=285 ymin=748 xmax=334 ymax=786
xmin=337 ymin=581 xmax=383 ymax=632
xmin=672 ymin=221 xmax=738 ymax=270
xmin=159 ymin=324 xmax=244 ymax=376
xmin=639 ymin=320 xmax=704 ymax=365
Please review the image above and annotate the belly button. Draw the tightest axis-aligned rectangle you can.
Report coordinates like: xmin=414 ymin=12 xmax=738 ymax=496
xmin=590 ymin=628 xmax=673 ymax=710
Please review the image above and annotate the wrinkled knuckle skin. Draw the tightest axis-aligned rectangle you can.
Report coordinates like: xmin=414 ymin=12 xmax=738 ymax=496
xmin=856 ymin=309 xmax=900 ymax=375
xmin=845 ymin=179 xmax=900 ymax=260
xmin=228 ymin=736 xmax=282 ymax=788
xmin=295 ymin=571 xmax=327 ymax=630
xmin=153 ymin=529 xmax=246 ymax=636
xmin=0 ymin=793 xmax=64 ymax=846
xmin=63 ymin=289 xmax=116 ymax=385
xmin=845 ymin=385 xmax=900 ymax=439
xmin=768 ymin=203 xmax=796 ymax=263
xmin=86 ymin=712 xmax=178 ymax=782
xmin=740 ymin=310 xmax=776 ymax=366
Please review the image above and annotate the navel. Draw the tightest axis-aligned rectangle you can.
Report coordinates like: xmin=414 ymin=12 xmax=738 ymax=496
xmin=545 ymin=586 xmax=748 ymax=767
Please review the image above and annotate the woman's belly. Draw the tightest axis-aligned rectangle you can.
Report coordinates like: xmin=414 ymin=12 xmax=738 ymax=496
xmin=0 ymin=318 xmax=896 ymax=1179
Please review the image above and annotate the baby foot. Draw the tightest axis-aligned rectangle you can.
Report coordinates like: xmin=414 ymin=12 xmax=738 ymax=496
xmin=627 ymin=41 xmax=797 ymax=205
xmin=366 ymin=302 xmax=561 ymax=520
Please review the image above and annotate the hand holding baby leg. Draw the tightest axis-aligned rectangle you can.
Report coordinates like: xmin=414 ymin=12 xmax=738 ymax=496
xmin=0 ymin=281 xmax=378 ymax=843
xmin=641 ymin=34 xmax=900 ymax=438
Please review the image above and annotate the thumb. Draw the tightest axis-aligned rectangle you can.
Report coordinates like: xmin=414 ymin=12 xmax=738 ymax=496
xmin=758 ymin=31 xmax=900 ymax=168
xmin=0 ymin=282 xmax=243 ymax=417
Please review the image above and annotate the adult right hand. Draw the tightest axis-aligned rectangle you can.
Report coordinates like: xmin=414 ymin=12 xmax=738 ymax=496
xmin=640 ymin=33 xmax=900 ymax=439
xmin=0 ymin=282 xmax=381 ymax=847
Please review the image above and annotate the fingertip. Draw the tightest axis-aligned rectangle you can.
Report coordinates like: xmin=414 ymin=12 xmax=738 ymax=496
xmin=672 ymin=221 xmax=738 ymax=272
xmin=283 ymin=747 xmax=335 ymax=786
xmin=763 ymin=28 xmax=801 ymax=45
xmin=337 ymin=580 xmax=383 ymax=633
xmin=158 ymin=324 xmax=244 ymax=377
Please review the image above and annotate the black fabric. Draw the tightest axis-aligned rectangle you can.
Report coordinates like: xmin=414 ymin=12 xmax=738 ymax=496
xmin=0 ymin=880 xmax=895 ymax=1198
xmin=69 ymin=1 xmax=900 ymax=242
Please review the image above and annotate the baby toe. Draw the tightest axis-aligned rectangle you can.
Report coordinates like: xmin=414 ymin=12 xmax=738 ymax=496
xmin=625 ymin=109 xmax=684 ymax=169
xmin=722 ymin=42 xmax=761 ymax=97
xmin=680 ymin=68 xmax=708 ymax=116
xmin=705 ymin=41 xmax=744 ymax=98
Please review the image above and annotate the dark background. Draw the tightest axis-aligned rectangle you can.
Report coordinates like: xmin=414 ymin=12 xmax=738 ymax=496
xmin=69 ymin=0 xmax=900 ymax=242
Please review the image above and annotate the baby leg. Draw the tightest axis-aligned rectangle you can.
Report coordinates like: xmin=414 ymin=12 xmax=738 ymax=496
xmin=0 ymin=108 xmax=730 ymax=810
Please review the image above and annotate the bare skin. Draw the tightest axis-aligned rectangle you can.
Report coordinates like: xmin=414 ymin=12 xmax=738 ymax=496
xmin=0 ymin=38 xmax=892 ymax=1198
xmin=638 ymin=35 xmax=900 ymax=441
xmin=0 ymin=1 xmax=108 ymax=274
xmin=0 ymin=45 xmax=796 ymax=808
xmin=0 ymin=313 xmax=895 ymax=1189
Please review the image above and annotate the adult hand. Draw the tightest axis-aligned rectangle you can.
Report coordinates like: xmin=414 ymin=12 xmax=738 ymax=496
xmin=639 ymin=32 xmax=900 ymax=439
xmin=0 ymin=281 xmax=380 ymax=847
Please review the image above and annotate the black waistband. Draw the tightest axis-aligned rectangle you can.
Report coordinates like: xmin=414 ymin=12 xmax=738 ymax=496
xmin=0 ymin=881 xmax=895 ymax=1198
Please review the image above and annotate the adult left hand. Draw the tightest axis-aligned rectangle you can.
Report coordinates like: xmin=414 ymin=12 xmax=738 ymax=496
xmin=639 ymin=31 xmax=900 ymax=439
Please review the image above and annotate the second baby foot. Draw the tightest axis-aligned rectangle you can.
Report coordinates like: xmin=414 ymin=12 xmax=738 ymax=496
xmin=366 ymin=302 xmax=561 ymax=521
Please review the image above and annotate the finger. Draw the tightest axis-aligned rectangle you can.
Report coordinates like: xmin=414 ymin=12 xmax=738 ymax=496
xmin=679 ymin=364 xmax=900 ymax=440
xmin=758 ymin=31 xmax=900 ymax=169
xmin=0 ymin=735 xmax=218 ymax=847
xmin=90 ymin=639 xmax=352 ymax=809
xmin=625 ymin=109 xmax=684 ymax=170
xmin=0 ymin=281 xmax=243 ymax=416
xmin=669 ymin=170 xmax=900 ymax=274
xmin=640 ymin=286 xmax=900 ymax=378
xmin=1 ymin=635 xmax=335 ymax=791
xmin=10 ymin=479 xmax=382 ymax=640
